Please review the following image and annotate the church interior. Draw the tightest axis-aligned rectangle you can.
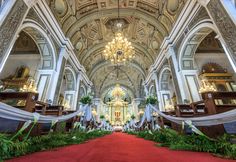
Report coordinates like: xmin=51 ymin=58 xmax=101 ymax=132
xmin=1 ymin=0 xmax=236 ymax=161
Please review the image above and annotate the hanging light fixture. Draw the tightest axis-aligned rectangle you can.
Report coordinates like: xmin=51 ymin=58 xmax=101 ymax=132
xmin=103 ymin=0 xmax=135 ymax=64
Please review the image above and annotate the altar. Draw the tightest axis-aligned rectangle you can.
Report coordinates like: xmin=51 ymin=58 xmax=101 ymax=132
xmin=103 ymin=84 xmax=130 ymax=125
xmin=107 ymin=99 xmax=129 ymax=125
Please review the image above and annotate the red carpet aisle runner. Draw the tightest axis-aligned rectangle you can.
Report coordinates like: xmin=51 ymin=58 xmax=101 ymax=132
xmin=7 ymin=132 xmax=236 ymax=162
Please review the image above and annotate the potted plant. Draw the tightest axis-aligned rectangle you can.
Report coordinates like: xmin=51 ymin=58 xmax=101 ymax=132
xmin=80 ymin=95 xmax=92 ymax=105
xmin=100 ymin=115 xmax=105 ymax=119
xmin=145 ymin=95 xmax=158 ymax=105
xmin=131 ymin=114 xmax=136 ymax=120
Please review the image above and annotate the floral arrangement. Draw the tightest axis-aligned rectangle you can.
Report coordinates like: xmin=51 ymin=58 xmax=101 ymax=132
xmin=80 ymin=95 xmax=92 ymax=105
xmin=145 ymin=95 xmax=158 ymax=105
xmin=131 ymin=114 xmax=136 ymax=120
xmin=100 ymin=115 xmax=105 ymax=119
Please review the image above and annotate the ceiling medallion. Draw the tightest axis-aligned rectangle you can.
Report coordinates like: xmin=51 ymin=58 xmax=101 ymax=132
xmin=103 ymin=0 xmax=135 ymax=64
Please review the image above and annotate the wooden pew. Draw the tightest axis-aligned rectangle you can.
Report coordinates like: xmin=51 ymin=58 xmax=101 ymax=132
xmin=63 ymin=110 xmax=78 ymax=132
xmin=163 ymin=92 xmax=236 ymax=137
xmin=200 ymin=92 xmax=236 ymax=137
xmin=201 ymin=92 xmax=236 ymax=114
xmin=175 ymin=102 xmax=205 ymax=117
xmin=0 ymin=92 xmax=38 ymax=133
xmin=34 ymin=105 xmax=64 ymax=134
xmin=158 ymin=111 xmax=175 ymax=129
xmin=0 ymin=92 xmax=38 ymax=112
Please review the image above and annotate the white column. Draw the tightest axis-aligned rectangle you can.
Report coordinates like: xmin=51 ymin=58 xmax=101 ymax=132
xmin=93 ymin=98 xmax=102 ymax=122
xmin=154 ymin=72 xmax=162 ymax=110
xmin=166 ymin=46 xmax=188 ymax=102
xmin=159 ymin=90 xmax=171 ymax=111
xmin=73 ymin=73 xmax=81 ymax=110
xmin=87 ymin=85 xmax=92 ymax=95
xmin=132 ymin=98 xmax=142 ymax=118
xmin=216 ymin=35 xmax=236 ymax=73
xmin=143 ymin=83 xmax=149 ymax=96
xmin=181 ymin=70 xmax=201 ymax=102
xmin=0 ymin=0 xmax=31 ymax=72
xmin=35 ymin=69 xmax=54 ymax=102
xmin=0 ymin=0 xmax=17 ymax=26
xmin=47 ymin=48 xmax=68 ymax=102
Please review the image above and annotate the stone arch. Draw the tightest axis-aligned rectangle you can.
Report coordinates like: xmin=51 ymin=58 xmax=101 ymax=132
xmin=158 ymin=66 xmax=176 ymax=109
xmin=59 ymin=66 xmax=77 ymax=109
xmin=18 ymin=19 xmax=58 ymax=101
xmin=101 ymin=83 xmax=135 ymax=102
xmin=159 ymin=67 xmax=172 ymax=91
xmin=64 ymin=66 xmax=77 ymax=91
xmin=20 ymin=19 xmax=57 ymax=70
xmin=148 ymin=84 xmax=156 ymax=96
xmin=0 ymin=19 xmax=58 ymax=101
xmin=178 ymin=20 xmax=236 ymax=102
xmin=178 ymin=21 xmax=217 ymax=70
xmin=79 ymin=82 xmax=87 ymax=98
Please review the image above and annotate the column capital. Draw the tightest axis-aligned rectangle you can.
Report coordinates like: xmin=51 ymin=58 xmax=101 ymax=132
xmin=165 ymin=45 xmax=176 ymax=59
xmin=59 ymin=47 xmax=70 ymax=59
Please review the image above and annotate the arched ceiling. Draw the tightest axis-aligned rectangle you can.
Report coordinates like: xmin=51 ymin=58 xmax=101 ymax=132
xmin=47 ymin=0 xmax=187 ymax=98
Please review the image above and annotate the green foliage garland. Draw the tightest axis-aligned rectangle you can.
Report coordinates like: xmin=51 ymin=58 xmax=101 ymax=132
xmin=126 ymin=129 xmax=236 ymax=159
xmin=0 ymin=130 xmax=111 ymax=161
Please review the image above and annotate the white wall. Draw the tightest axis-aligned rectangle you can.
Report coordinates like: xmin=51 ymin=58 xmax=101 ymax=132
xmin=0 ymin=54 xmax=40 ymax=79
xmin=195 ymin=52 xmax=236 ymax=77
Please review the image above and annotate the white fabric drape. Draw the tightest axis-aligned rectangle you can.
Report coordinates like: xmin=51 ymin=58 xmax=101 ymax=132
xmin=148 ymin=104 xmax=236 ymax=126
xmin=0 ymin=102 xmax=91 ymax=123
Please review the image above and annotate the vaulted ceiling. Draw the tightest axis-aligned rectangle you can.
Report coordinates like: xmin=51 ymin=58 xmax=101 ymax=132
xmin=47 ymin=0 xmax=187 ymax=98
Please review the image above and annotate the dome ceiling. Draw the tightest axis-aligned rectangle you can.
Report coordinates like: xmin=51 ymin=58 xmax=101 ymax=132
xmin=47 ymin=0 xmax=187 ymax=98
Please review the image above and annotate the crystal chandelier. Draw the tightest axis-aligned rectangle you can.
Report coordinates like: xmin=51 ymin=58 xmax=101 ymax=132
xmin=103 ymin=33 xmax=135 ymax=64
xmin=103 ymin=0 xmax=135 ymax=64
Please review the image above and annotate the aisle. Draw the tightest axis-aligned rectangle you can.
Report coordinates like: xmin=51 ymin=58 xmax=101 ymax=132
xmin=7 ymin=132 xmax=236 ymax=162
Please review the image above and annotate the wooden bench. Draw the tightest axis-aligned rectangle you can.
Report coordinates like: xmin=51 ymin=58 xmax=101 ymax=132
xmin=162 ymin=92 xmax=236 ymax=137
xmin=63 ymin=110 xmax=78 ymax=132
xmin=0 ymin=92 xmax=39 ymax=134
xmin=34 ymin=105 xmax=64 ymax=134
xmin=0 ymin=92 xmax=38 ymax=112
xmin=201 ymin=92 xmax=236 ymax=114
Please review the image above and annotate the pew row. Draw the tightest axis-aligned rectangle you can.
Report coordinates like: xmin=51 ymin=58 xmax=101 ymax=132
xmin=159 ymin=92 xmax=236 ymax=137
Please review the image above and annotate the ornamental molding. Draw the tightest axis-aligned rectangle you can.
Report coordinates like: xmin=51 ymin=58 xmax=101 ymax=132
xmin=207 ymin=0 xmax=236 ymax=61
xmin=0 ymin=0 xmax=27 ymax=65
